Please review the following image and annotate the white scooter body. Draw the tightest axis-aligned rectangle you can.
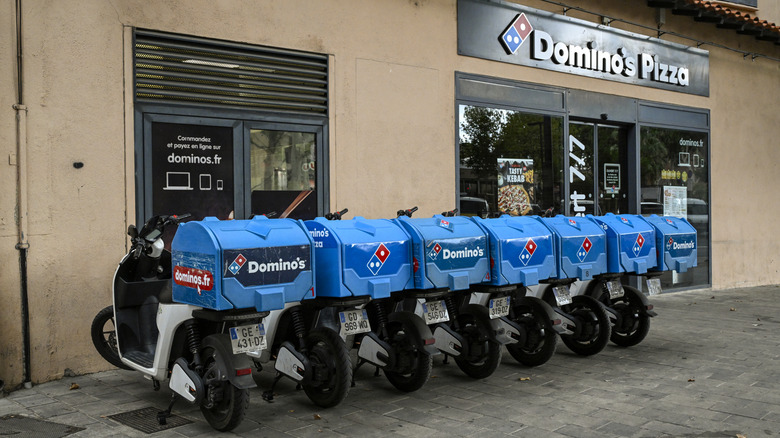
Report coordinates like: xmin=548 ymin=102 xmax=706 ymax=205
xmin=111 ymin=240 xmax=201 ymax=383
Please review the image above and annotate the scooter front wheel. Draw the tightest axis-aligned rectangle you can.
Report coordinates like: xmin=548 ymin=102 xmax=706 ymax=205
xmin=302 ymin=327 xmax=352 ymax=408
xmin=90 ymin=306 xmax=131 ymax=370
xmin=453 ymin=313 xmax=501 ymax=379
xmin=200 ymin=345 xmax=250 ymax=432
xmin=383 ymin=321 xmax=433 ymax=392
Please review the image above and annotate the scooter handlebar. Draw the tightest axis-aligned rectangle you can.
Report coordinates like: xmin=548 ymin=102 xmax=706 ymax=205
xmin=325 ymin=208 xmax=348 ymax=220
xmin=396 ymin=206 xmax=418 ymax=218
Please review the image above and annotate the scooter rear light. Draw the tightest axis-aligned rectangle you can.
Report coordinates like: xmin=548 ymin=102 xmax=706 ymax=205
xmin=646 ymin=305 xmax=654 ymax=311
xmin=236 ymin=368 xmax=252 ymax=377
xmin=552 ymin=319 xmax=562 ymax=326
xmin=424 ymin=338 xmax=436 ymax=346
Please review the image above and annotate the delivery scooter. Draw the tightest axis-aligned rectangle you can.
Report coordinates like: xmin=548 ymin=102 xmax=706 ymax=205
xmin=91 ymin=214 xmax=261 ymax=432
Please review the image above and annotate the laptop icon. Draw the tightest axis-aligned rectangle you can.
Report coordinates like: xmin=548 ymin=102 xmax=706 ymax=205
xmin=163 ymin=172 xmax=193 ymax=190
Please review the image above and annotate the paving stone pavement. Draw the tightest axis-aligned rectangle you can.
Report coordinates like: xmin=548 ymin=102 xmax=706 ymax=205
xmin=2 ymin=285 xmax=780 ymax=437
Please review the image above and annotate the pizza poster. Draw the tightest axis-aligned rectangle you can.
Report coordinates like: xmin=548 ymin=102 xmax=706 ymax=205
xmin=497 ymin=158 xmax=534 ymax=216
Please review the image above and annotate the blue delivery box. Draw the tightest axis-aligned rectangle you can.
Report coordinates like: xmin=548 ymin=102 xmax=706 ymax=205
xmin=586 ymin=214 xmax=657 ymax=275
xmin=539 ymin=215 xmax=607 ymax=281
xmin=304 ymin=217 xmax=412 ymax=300
xmin=644 ymin=215 xmax=698 ymax=273
xmin=171 ymin=216 xmax=314 ymax=312
xmin=470 ymin=215 xmax=556 ymax=287
xmin=395 ymin=215 xmax=489 ymax=291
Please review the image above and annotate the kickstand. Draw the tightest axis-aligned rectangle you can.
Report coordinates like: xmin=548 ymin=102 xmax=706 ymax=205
xmin=262 ymin=372 xmax=284 ymax=403
xmin=442 ymin=353 xmax=450 ymax=365
xmin=157 ymin=394 xmax=176 ymax=425
xmin=374 ymin=366 xmax=381 ymax=377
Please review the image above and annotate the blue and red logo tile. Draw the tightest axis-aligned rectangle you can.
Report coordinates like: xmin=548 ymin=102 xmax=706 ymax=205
xmin=500 ymin=13 xmax=533 ymax=55
xmin=228 ymin=253 xmax=247 ymax=275
xmin=367 ymin=243 xmax=391 ymax=275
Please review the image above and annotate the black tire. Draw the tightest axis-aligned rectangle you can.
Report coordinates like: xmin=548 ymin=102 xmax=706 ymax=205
xmin=200 ymin=345 xmax=250 ymax=432
xmin=505 ymin=301 xmax=557 ymax=367
xmin=560 ymin=295 xmax=611 ymax=356
xmin=90 ymin=306 xmax=131 ymax=370
xmin=606 ymin=285 xmax=651 ymax=347
xmin=383 ymin=321 xmax=433 ymax=392
xmin=453 ymin=313 xmax=502 ymax=379
xmin=302 ymin=327 xmax=352 ymax=408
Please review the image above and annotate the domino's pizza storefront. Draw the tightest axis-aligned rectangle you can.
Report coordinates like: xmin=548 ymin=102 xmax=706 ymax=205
xmin=1 ymin=0 xmax=778 ymax=387
xmin=456 ymin=1 xmax=715 ymax=291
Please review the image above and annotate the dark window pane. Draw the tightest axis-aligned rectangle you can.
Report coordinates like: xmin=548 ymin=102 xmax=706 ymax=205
xmin=249 ymin=129 xmax=317 ymax=219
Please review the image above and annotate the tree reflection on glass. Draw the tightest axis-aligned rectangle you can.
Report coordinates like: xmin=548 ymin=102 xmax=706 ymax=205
xmin=459 ymin=105 xmax=563 ymax=217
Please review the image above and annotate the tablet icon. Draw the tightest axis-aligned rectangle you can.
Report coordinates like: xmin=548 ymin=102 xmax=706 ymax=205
xmin=199 ymin=174 xmax=212 ymax=190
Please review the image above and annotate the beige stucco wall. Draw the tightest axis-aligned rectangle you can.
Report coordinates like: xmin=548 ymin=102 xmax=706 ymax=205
xmin=0 ymin=0 xmax=777 ymax=389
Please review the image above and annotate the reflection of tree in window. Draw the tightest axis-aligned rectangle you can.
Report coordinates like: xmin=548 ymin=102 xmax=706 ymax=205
xmin=459 ymin=105 xmax=563 ymax=215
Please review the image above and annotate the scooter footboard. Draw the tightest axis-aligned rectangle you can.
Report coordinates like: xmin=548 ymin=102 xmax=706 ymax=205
xmin=201 ymin=334 xmax=257 ymax=389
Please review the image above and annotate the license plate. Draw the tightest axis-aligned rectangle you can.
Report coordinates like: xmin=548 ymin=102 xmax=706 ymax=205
xmin=422 ymin=300 xmax=450 ymax=324
xmin=339 ymin=309 xmax=371 ymax=336
xmin=646 ymin=278 xmax=662 ymax=296
xmin=605 ymin=280 xmax=625 ymax=299
xmin=552 ymin=285 xmax=572 ymax=306
xmin=229 ymin=323 xmax=267 ymax=354
xmin=488 ymin=296 xmax=511 ymax=319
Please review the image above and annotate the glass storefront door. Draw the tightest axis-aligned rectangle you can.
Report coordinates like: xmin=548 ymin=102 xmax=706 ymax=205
xmin=567 ymin=122 xmax=629 ymax=216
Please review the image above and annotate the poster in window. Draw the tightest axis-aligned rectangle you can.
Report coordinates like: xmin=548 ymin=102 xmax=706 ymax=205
xmin=663 ymin=185 xmax=687 ymax=218
xmin=151 ymin=122 xmax=234 ymax=221
xmin=497 ymin=158 xmax=534 ymax=215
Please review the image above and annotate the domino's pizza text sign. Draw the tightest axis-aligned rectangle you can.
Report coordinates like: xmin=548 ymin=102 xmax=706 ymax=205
xmin=458 ymin=0 xmax=709 ymax=96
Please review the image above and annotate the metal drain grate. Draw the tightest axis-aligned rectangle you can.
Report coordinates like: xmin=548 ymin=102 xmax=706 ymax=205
xmin=0 ymin=415 xmax=84 ymax=438
xmin=108 ymin=406 xmax=191 ymax=434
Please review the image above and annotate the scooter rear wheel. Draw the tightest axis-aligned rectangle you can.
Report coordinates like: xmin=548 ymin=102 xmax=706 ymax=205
xmin=560 ymin=295 xmax=611 ymax=356
xmin=302 ymin=327 xmax=352 ymax=408
xmin=505 ymin=301 xmax=557 ymax=367
xmin=383 ymin=321 xmax=433 ymax=392
xmin=90 ymin=306 xmax=131 ymax=370
xmin=454 ymin=313 xmax=501 ymax=379
xmin=605 ymin=286 xmax=651 ymax=347
xmin=200 ymin=345 xmax=250 ymax=432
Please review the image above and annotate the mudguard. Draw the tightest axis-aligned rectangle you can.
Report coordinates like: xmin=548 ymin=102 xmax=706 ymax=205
xmin=201 ymin=334 xmax=257 ymax=390
xmin=586 ymin=281 xmax=656 ymax=318
xmin=624 ymin=286 xmax=657 ymax=317
xmin=514 ymin=296 xmax=557 ymax=323
xmin=514 ymin=295 xmax=573 ymax=335
xmin=461 ymin=304 xmax=503 ymax=342
xmin=388 ymin=311 xmax=438 ymax=355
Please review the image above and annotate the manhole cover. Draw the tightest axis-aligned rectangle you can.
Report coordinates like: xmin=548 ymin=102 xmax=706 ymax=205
xmin=0 ymin=415 xmax=84 ymax=438
xmin=108 ymin=407 xmax=191 ymax=434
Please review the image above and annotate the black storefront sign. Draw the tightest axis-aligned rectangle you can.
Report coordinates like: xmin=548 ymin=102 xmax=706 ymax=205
xmin=458 ymin=0 xmax=710 ymax=96
xmin=151 ymin=122 xmax=234 ymax=220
